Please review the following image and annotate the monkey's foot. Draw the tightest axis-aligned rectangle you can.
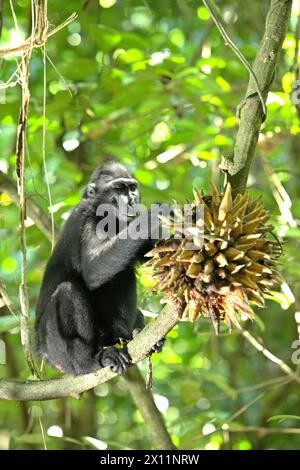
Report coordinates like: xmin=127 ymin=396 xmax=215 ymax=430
xmin=151 ymin=338 xmax=165 ymax=354
xmin=98 ymin=346 xmax=131 ymax=374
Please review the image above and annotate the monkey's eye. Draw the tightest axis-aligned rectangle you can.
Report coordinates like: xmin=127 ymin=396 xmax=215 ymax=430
xmin=129 ymin=183 xmax=137 ymax=192
xmin=114 ymin=183 xmax=127 ymax=192
xmin=87 ymin=185 xmax=96 ymax=196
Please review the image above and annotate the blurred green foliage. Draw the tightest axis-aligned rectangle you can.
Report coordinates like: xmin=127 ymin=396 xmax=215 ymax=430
xmin=0 ymin=0 xmax=300 ymax=451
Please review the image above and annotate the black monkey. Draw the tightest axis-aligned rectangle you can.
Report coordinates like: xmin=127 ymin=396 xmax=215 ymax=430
xmin=35 ymin=162 xmax=166 ymax=376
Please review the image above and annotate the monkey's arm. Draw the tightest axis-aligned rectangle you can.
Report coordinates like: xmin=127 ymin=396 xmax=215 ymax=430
xmin=81 ymin=212 xmax=153 ymax=290
xmin=82 ymin=236 xmax=145 ymax=290
xmin=82 ymin=204 xmax=171 ymax=290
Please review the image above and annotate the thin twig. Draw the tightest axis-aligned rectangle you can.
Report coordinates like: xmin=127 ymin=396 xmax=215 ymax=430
xmin=38 ymin=417 xmax=47 ymax=450
xmin=192 ymin=392 xmax=265 ymax=443
xmin=262 ymin=157 xmax=297 ymax=228
xmin=9 ymin=0 xmax=19 ymax=32
xmin=45 ymin=53 xmax=73 ymax=96
xmin=236 ymin=324 xmax=300 ymax=385
xmin=46 ymin=12 xmax=77 ymax=39
xmin=15 ymin=2 xmax=38 ymax=377
xmin=0 ymin=170 xmax=59 ymax=243
xmin=0 ymin=12 xmax=77 ymax=58
xmin=0 ymin=279 xmax=18 ymax=320
xmin=223 ymin=393 xmax=265 ymax=426
xmin=226 ymin=426 xmax=300 ymax=435
xmin=207 ymin=376 xmax=291 ymax=401
xmin=222 ymin=0 xmax=292 ymax=194
xmin=0 ymin=62 xmax=22 ymax=90
xmin=42 ymin=45 xmax=55 ymax=251
xmin=202 ymin=0 xmax=266 ymax=116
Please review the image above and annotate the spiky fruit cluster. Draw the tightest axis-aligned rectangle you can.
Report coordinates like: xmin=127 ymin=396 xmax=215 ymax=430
xmin=146 ymin=183 xmax=281 ymax=333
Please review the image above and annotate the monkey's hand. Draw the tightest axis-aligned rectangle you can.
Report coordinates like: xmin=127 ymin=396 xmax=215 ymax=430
xmin=98 ymin=346 xmax=131 ymax=374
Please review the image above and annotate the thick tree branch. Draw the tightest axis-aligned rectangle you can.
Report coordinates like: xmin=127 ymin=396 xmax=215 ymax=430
xmin=0 ymin=303 xmax=179 ymax=401
xmin=221 ymin=0 xmax=292 ymax=194
xmin=0 ymin=11 xmax=77 ymax=58
xmin=16 ymin=38 xmax=39 ymax=376
xmin=0 ymin=170 xmax=59 ymax=243
xmin=125 ymin=366 xmax=176 ymax=450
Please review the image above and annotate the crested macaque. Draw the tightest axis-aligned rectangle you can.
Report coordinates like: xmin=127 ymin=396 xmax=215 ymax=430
xmin=35 ymin=162 xmax=166 ymax=375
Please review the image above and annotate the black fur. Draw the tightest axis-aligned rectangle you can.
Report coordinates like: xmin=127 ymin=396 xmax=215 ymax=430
xmin=35 ymin=162 xmax=164 ymax=375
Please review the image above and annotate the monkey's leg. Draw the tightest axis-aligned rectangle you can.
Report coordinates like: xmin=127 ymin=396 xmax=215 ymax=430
xmin=37 ymin=281 xmax=103 ymax=375
xmin=38 ymin=281 xmax=131 ymax=375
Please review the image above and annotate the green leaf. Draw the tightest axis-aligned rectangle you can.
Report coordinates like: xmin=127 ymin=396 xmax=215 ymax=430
xmin=57 ymin=59 xmax=98 ymax=81
xmin=268 ymin=415 xmax=300 ymax=423
xmin=0 ymin=315 xmax=34 ymax=333
xmin=117 ymin=48 xmax=145 ymax=64
xmin=90 ymin=24 xmax=121 ymax=50
xmin=197 ymin=6 xmax=210 ymax=21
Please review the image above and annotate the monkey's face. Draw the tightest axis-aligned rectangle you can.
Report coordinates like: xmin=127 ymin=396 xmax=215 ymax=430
xmin=84 ymin=164 xmax=140 ymax=222
xmin=107 ymin=177 xmax=140 ymax=220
